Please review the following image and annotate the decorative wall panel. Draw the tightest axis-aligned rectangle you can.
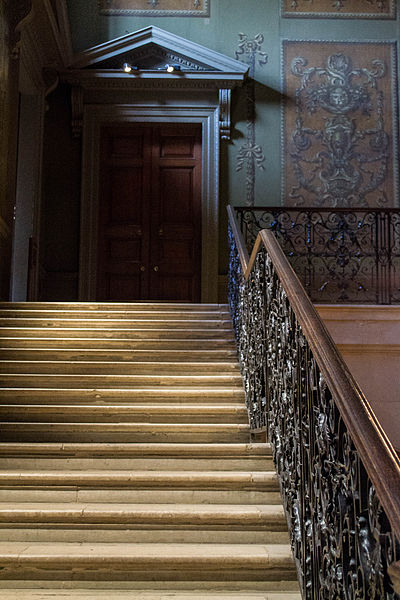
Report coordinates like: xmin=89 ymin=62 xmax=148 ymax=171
xmin=282 ymin=0 xmax=396 ymax=19
xmin=282 ymin=41 xmax=399 ymax=207
xmin=98 ymin=0 xmax=209 ymax=17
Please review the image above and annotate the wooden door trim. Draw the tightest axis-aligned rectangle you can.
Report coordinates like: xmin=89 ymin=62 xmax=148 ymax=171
xmin=79 ymin=104 xmax=219 ymax=302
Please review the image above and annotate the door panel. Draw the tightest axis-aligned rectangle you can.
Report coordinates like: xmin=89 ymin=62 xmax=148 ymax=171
xmin=97 ymin=124 xmax=201 ymax=302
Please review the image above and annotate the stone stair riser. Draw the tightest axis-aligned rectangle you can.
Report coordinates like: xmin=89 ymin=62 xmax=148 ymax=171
xmin=0 ymin=361 xmax=240 ymax=375
xmin=0 ymin=489 xmax=282 ymax=505
xmin=0 ymin=338 xmax=237 ymax=350
xmin=0 ymin=329 xmax=235 ymax=340
xmin=0 ymin=405 xmax=248 ymax=424
xmin=0 ymin=528 xmax=290 ymax=545
xmin=0 ymin=374 xmax=244 ymax=388
xmin=0 ymin=349 xmax=238 ymax=361
xmin=0 ymin=458 xmax=272 ymax=470
xmin=0 ymin=389 xmax=245 ymax=404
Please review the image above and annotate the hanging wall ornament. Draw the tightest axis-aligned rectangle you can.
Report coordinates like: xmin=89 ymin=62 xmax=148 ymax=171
xmin=235 ymin=33 xmax=268 ymax=207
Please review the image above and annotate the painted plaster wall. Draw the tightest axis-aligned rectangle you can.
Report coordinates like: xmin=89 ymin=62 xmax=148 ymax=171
xmin=39 ymin=1 xmax=400 ymax=300
xmin=316 ymin=304 xmax=400 ymax=453
xmin=66 ymin=0 xmax=400 ymax=208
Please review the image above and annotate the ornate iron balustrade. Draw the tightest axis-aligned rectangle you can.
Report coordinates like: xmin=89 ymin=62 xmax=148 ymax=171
xmin=227 ymin=206 xmax=400 ymax=599
xmin=234 ymin=207 xmax=400 ymax=304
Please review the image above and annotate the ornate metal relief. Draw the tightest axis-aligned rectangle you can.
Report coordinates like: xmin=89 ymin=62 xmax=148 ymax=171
xmin=235 ymin=207 xmax=400 ymax=304
xmin=228 ymin=221 xmax=400 ymax=599
xmin=98 ymin=0 xmax=209 ymax=17
xmin=282 ymin=0 xmax=396 ymax=18
xmin=282 ymin=42 xmax=399 ymax=208
xmin=235 ymin=33 xmax=268 ymax=206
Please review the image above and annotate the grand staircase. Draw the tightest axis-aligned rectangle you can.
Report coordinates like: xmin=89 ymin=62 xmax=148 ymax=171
xmin=0 ymin=302 xmax=300 ymax=599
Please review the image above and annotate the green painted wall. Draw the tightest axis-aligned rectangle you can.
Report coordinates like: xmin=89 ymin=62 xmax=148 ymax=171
xmin=37 ymin=1 xmax=400 ymax=299
xmin=66 ymin=0 xmax=400 ymax=208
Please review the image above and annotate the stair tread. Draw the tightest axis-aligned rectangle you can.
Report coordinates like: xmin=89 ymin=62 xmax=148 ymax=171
xmin=0 ymin=541 xmax=294 ymax=564
xmin=0 ymin=303 xmax=230 ymax=309
xmin=0 ymin=502 xmax=285 ymax=522
xmin=0 ymin=404 xmax=247 ymax=412
xmin=0 ymin=424 xmax=249 ymax=430
xmin=0 ymin=591 xmax=303 ymax=599
xmin=0 ymin=470 xmax=275 ymax=479
xmin=0 ymin=442 xmax=270 ymax=456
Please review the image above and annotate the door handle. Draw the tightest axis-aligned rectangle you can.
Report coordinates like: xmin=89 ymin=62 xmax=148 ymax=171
xmin=153 ymin=266 xmax=159 ymax=272
xmin=140 ymin=265 xmax=146 ymax=272
xmin=158 ymin=228 xmax=163 ymax=236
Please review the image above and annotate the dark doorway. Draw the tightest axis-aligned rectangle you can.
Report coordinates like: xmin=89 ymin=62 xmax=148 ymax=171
xmin=96 ymin=123 xmax=202 ymax=302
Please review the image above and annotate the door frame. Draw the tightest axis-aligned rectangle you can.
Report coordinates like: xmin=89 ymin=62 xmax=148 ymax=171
xmin=79 ymin=103 xmax=219 ymax=303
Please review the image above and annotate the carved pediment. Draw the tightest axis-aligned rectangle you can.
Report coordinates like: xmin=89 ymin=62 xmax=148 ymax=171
xmin=63 ymin=26 xmax=248 ymax=140
xmin=84 ymin=43 xmax=215 ymax=72
xmin=69 ymin=26 xmax=248 ymax=75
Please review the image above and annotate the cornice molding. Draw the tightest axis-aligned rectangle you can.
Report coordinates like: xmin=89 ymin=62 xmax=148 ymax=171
xmin=62 ymin=70 xmax=245 ymax=88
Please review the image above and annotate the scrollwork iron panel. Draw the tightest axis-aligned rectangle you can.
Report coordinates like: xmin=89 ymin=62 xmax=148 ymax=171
xmin=228 ymin=221 xmax=400 ymax=598
xmin=235 ymin=208 xmax=400 ymax=304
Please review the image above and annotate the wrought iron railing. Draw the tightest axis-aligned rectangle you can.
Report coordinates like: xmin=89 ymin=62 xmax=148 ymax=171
xmin=228 ymin=206 xmax=400 ymax=599
xmin=234 ymin=207 xmax=400 ymax=304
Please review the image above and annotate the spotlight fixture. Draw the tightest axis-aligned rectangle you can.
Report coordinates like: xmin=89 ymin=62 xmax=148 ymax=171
xmin=166 ymin=64 xmax=181 ymax=73
xmin=123 ymin=63 xmax=138 ymax=73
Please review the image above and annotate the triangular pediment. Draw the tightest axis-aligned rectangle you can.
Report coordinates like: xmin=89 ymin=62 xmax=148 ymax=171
xmin=70 ymin=26 xmax=248 ymax=75
xmin=63 ymin=27 xmax=248 ymax=141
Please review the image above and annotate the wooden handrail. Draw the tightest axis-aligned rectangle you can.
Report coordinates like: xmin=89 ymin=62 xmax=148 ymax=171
xmin=228 ymin=205 xmax=400 ymax=545
xmin=228 ymin=205 xmax=249 ymax=273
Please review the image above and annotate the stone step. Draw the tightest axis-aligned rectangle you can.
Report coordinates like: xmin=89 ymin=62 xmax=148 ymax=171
xmin=0 ymin=442 xmax=272 ymax=471
xmin=0 ymin=318 xmax=234 ymax=331
xmin=0 ymin=502 xmax=284 ymax=525
xmin=0 ymin=328 xmax=235 ymax=340
xmin=0 ymin=542 xmax=296 ymax=582
xmin=0 ymin=442 xmax=270 ymax=457
xmin=0 ymin=404 xmax=248 ymax=424
xmin=0 ymin=348 xmax=238 ymax=362
xmin=0 ymin=361 xmax=240 ymax=375
xmin=0 ymin=422 xmax=250 ymax=443
xmin=0 ymin=456 xmax=270 ymax=472
xmin=0 ymin=388 xmax=245 ymax=404
xmin=0 ymin=470 xmax=277 ymax=490
xmin=0 ymin=527 xmax=289 ymax=545
xmin=0 ymin=337 xmax=237 ymax=350
xmin=0 ymin=374 xmax=243 ymax=388
xmin=0 ymin=310 xmax=230 ymax=320
xmin=0 ymin=487 xmax=280 ymax=505
xmin=0 ymin=302 xmax=230 ymax=311
xmin=0 ymin=589 xmax=303 ymax=599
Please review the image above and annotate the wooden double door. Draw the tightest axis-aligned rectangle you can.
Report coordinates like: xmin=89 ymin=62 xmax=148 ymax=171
xmin=97 ymin=123 xmax=202 ymax=302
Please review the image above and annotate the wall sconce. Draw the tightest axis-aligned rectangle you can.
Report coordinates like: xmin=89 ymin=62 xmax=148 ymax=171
xmin=166 ymin=64 xmax=181 ymax=73
xmin=123 ymin=63 xmax=138 ymax=73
